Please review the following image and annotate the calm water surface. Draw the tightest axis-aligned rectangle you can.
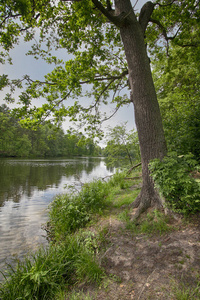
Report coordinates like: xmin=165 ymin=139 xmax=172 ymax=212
xmin=0 ymin=157 xmax=114 ymax=276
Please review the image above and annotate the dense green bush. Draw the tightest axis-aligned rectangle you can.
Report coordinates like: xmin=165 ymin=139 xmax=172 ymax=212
xmin=149 ymin=153 xmax=200 ymax=215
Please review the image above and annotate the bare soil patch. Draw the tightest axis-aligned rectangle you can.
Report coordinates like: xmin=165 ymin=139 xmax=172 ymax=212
xmin=78 ymin=213 xmax=200 ymax=299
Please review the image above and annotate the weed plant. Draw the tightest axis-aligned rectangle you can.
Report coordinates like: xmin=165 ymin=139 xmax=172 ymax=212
xmin=149 ymin=152 xmax=200 ymax=215
xmin=49 ymin=179 xmax=110 ymax=240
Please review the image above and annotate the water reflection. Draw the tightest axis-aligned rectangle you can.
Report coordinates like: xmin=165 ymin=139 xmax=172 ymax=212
xmin=0 ymin=158 xmax=106 ymax=206
xmin=0 ymin=157 xmax=114 ymax=278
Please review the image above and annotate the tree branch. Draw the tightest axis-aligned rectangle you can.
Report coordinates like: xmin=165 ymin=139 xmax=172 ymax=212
xmin=79 ymin=69 xmax=128 ymax=84
xmin=150 ymin=18 xmax=181 ymax=41
xmin=91 ymin=0 xmax=119 ymax=26
xmin=139 ymin=1 xmax=155 ymax=35
xmin=39 ymin=89 xmax=72 ymax=124
xmin=23 ymin=70 xmax=128 ymax=89
xmin=127 ymin=162 xmax=141 ymax=174
xmin=149 ymin=18 xmax=181 ymax=56
xmin=92 ymin=0 xmax=134 ymax=27
xmin=175 ymin=42 xmax=200 ymax=48
xmin=102 ymin=106 xmax=120 ymax=122
xmin=106 ymin=0 xmax=112 ymax=11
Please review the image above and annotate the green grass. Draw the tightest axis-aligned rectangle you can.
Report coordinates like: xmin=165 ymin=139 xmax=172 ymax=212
xmin=0 ymin=232 xmax=104 ymax=300
xmin=112 ymin=187 xmax=140 ymax=208
xmin=119 ymin=209 xmax=174 ymax=236
xmin=170 ymin=280 xmax=200 ymax=300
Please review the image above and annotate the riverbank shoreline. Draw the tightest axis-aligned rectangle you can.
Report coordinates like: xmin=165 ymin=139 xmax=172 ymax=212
xmin=0 ymin=170 xmax=200 ymax=299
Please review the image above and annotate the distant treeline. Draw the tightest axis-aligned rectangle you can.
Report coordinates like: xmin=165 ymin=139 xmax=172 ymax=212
xmin=0 ymin=105 xmax=102 ymax=158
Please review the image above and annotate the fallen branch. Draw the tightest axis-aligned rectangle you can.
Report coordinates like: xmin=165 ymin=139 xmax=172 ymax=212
xmin=127 ymin=162 xmax=141 ymax=174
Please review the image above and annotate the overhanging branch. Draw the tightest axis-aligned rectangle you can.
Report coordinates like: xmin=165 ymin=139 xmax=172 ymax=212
xmin=149 ymin=18 xmax=181 ymax=41
xmin=92 ymin=0 xmax=134 ymax=27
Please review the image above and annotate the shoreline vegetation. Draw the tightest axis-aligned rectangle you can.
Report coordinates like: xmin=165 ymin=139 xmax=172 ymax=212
xmin=0 ymin=167 xmax=200 ymax=299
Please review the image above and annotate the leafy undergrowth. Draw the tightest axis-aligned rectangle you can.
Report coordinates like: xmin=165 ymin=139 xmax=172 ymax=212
xmin=0 ymin=168 xmax=200 ymax=299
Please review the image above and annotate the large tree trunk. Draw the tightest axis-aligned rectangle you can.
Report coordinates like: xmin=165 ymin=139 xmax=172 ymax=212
xmin=115 ymin=0 xmax=167 ymax=218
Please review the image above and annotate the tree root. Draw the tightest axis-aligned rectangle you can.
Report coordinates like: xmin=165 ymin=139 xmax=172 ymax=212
xmin=130 ymin=186 xmax=163 ymax=220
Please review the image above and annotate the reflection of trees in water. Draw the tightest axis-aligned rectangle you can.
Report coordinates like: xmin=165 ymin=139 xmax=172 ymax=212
xmin=0 ymin=158 xmax=102 ymax=206
xmin=104 ymin=158 xmax=121 ymax=170
xmin=104 ymin=157 xmax=130 ymax=171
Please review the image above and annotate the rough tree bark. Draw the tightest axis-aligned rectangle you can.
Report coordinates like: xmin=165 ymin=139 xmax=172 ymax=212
xmin=114 ymin=0 xmax=167 ymax=218
xmin=92 ymin=0 xmax=167 ymax=218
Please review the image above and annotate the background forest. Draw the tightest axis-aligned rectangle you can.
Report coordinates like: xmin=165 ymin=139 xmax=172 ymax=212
xmin=0 ymin=104 xmax=101 ymax=157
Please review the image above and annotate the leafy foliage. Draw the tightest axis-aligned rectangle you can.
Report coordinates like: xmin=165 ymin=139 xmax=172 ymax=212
xmin=0 ymin=105 xmax=101 ymax=157
xmin=149 ymin=153 xmax=200 ymax=215
xmin=104 ymin=123 xmax=140 ymax=167
xmin=149 ymin=2 xmax=200 ymax=161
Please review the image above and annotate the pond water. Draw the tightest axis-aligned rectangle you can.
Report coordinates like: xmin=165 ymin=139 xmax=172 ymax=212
xmin=0 ymin=157 xmax=114 ymax=277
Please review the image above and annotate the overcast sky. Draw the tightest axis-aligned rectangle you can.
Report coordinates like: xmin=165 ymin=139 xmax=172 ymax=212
xmin=0 ymin=0 xmax=147 ymax=138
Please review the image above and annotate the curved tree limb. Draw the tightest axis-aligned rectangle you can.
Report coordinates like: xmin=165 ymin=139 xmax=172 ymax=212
xmin=139 ymin=1 xmax=155 ymax=35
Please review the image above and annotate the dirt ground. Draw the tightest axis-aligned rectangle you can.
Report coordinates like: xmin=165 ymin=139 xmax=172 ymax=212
xmin=79 ymin=212 xmax=200 ymax=299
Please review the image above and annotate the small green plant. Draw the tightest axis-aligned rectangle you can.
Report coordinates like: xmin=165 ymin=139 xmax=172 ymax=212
xmin=118 ymin=209 xmax=130 ymax=222
xmin=170 ymin=280 xmax=200 ymax=300
xmin=140 ymin=210 xmax=171 ymax=235
xmin=126 ymin=210 xmax=172 ymax=235
xmin=149 ymin=152 xmax=200 ymax=215
xmin=108 ymin=170 xmax=127 ymax=187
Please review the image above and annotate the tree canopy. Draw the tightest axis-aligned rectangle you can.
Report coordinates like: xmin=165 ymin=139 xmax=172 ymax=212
xmin=0 ymin=0 xmax=197 ymax=133
xmin=0 ymin=0 xmax=199 ymax=215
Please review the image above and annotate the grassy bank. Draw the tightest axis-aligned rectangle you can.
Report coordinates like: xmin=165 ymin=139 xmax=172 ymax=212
xmin=0 ymin=171 xmax=139 ymax=299
xmin=0 ymin=168 xmax=200 ymax=299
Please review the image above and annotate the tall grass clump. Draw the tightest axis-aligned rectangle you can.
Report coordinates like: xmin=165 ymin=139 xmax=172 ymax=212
xmin=48 ymin=179 xmax=110 ymax=240
xmin=48 ymin=174 xmax=127 ymax=240
xmin=0 ymin=245 xmax=67 ymax=300
xmin=149 ymin=152 xmax=200 ymax=215
xmin=0 ymin=233 xmax=104 ymax=300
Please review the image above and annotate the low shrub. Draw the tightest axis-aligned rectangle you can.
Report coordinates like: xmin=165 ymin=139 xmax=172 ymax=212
xmin=149 ymin=152 xmax=200 ymax=215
